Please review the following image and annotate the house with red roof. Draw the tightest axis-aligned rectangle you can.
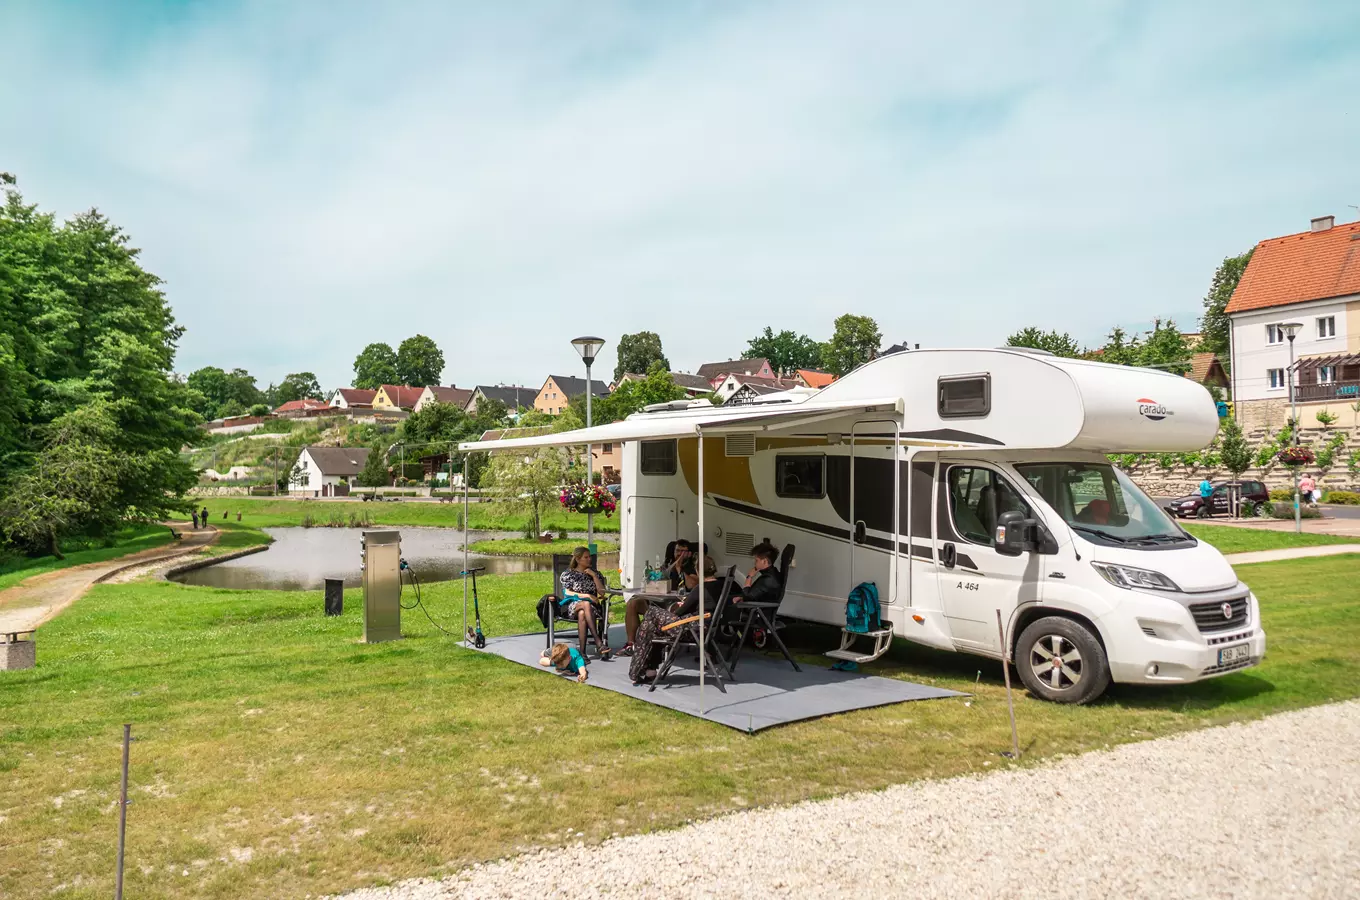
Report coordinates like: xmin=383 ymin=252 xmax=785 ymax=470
xmin=1227 ymin=214 xmax=1360 ymax=430
xmin=328 ymin=388 xmax=377 ymax=409
xmin=274 ymin=398 xmax=329 ymax=417
xmin=794 ymin=369 xmax=836 ymax=389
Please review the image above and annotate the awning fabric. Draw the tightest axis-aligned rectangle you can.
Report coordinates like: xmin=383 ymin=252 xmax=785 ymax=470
xmin=457 ymin=398 xmax=903 ymax=452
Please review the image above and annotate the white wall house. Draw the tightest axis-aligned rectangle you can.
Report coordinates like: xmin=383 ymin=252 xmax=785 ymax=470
xmin=1228 ymin=215 xmax=1360 ymax=431
xmin=289 ymin=446 xmax=371 ymax=497
xmin=328 ymin=388 xmax=377 ymax=409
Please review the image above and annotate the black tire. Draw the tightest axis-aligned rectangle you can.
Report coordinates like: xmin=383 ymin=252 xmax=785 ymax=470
xmin=1015 ymin=616 xmax=1111 ymax=705
xmin=1195 ymin=505 xmax=1210 ymax=519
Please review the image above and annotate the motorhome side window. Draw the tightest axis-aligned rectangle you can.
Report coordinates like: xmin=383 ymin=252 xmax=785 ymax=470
xmin=775 ymin=455 xmax=825 ymax=498
xmin=947 ymin=466 xmax=1030 ymax=546
xmin=639 ymin=439 xmax=678 ymax=475
xmin=938 ymin=374 xmax=990 ymax=418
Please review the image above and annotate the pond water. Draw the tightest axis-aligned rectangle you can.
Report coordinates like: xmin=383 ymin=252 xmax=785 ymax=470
xmin=171 ymin=527 xmax=619 ymax=591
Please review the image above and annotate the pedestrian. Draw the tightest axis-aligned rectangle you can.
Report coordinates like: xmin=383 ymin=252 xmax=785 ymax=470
xmin=1298 ymin=473 xmax=1318 ymax=507
xmin=1198 ymin=477 xmax=1213 ymax=508
xmin=223 ymin=511 xmax=228 ymax=520
xmin=236 ymin=511 xmax=242 ymax=522
xmin=191 ymin=510 xmax=199 ymax=529
xmin=200 ymin=506 xmax=209 ymax=526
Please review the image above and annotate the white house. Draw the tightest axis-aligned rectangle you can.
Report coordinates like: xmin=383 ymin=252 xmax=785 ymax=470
xmin=712 ymin=372 xmax=793 ymax=403
xmin=1228 ymin=214 xmax=1360 ymax=430
xmin=329 ymin=388 xmax=377 ymax=409
xmin=289 ymin=446 xmax=371 ymax=497
xmin=414 ymin=385 xmax=473 ymax=413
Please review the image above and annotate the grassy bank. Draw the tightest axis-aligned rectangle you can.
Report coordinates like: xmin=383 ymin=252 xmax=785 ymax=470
xmin=1180 ymin=522 xmax=1359 ymax=554
xmin=466 ymin=537 xmax=620 ymax=557
xmin=2 ymin=554 xmax=1357 ymax=899
xmin=0 ymin=524 xmax=177 ymax=592
xmin=189 ymin=495 xmax=620 ymax=533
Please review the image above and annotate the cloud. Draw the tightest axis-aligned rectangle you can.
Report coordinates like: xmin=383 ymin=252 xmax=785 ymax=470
xmin=2 ymin=0 xmax=1357 ymax=389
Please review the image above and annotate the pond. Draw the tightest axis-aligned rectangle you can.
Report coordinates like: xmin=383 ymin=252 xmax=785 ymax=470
xmin=171 ymin=527 xmax=619 ymax=591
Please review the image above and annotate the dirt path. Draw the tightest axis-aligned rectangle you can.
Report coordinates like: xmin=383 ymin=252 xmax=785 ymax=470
xmin=0 ymin=524 xmax=218 ymax=635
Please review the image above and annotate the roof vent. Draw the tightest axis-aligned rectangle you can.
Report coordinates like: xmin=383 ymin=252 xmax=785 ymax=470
xmin=641 ymin=399 xmax=713 ymax=413
xmin=1311 ymin=215 xmax=1334 ymax=232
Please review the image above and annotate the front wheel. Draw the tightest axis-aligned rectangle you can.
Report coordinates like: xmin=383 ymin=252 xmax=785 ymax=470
xmin=1015 ymin=617 xmax=1111 ymax=705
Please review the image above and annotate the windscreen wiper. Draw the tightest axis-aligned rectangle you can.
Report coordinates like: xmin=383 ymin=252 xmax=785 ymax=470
xmin=1069 ymin=524 xmax=1132 ymax=544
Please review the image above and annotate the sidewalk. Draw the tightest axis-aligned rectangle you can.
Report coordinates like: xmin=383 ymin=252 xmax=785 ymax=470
xmin=1194 ymin=514 xmax=1360 ymax=539
xmin=0 ymin=523 xmax=218 ymax=635
xmin=1225 ymin=543 xmax=1360 ymax=565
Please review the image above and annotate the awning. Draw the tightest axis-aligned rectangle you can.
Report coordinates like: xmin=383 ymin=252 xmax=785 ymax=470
xmin=1297 ymin=352 xmax=1360 ymax=370
xmin=457 ymin=398 xmax=904 ymax=452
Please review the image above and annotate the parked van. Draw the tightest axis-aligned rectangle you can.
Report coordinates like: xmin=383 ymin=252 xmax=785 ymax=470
xmin=462 ymin=348 xmax=1264 ymax=704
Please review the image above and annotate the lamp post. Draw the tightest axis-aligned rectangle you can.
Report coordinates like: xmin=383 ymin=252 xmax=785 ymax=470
xmin=572 ymin=336 xmax=606 ymax=553
xmin=1282 ymin=322 xmax=1303 ymax=534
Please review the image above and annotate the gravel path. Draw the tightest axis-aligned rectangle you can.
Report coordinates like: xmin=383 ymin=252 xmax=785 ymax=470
xmin=334 ymin=701 xmax=1360 ymax=900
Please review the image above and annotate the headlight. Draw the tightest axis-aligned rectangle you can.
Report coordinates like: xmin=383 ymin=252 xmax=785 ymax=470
xmin=1091 ymin=562 xmax=1181 ymax=592
xmin=1180 ymin=501 xmax=1197 ymax=508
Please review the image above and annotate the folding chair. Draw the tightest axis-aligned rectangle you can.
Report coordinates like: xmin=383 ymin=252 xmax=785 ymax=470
xmin=647 ymin=567 xmax=738 ymax=692
xmin=537 ymin=553 xmax=617 ymax=652
xmin=728 ymin=543 xmax=801 ymax=673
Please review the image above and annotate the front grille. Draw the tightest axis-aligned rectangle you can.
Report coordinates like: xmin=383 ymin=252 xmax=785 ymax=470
xmin=1202 ymin=656 xmax=1257 ymax=676
xmin=1207 ymin=629 xmax=1254 ymax=646
xmin=1189 ymin=597 xmax=1249 ymax=634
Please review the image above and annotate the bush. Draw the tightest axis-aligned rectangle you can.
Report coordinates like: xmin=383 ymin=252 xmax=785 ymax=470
xmin=1269 ymin=487 xmax=1294 ymax=501
xmin=1315 ymin=410 xmax=1338 ymax=427
xmin=1324 ymin=490 xmax=1360 ymax=505
xmin=1268 ymin=502 xmax=1321 ymax=519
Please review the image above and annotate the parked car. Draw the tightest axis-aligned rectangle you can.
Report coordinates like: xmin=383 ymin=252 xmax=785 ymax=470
xmin=1170 ymin=480 xmax=1269 ymax=518
xmin=606 ymin=483 xmax=622 ymax=500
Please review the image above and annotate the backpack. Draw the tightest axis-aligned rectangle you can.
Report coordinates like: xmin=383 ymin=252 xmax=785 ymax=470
xmin=536 ymin=593 xmax=557 ymax=628
xmin=846 ymin=581 xmax=880 ymax=634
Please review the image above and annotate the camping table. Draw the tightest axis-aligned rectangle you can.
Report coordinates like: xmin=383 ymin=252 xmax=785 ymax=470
xmin=624 ymin=588 xmax=684 ymax=609
xmin=728 ymin=601 xmax=802 ymax=673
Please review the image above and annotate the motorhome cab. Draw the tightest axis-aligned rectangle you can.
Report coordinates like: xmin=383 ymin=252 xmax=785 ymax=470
xmin=461 ymin=348 xmax=1265 ymax=704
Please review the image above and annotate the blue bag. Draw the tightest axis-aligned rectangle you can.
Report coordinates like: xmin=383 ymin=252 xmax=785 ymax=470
xmin=846 ymin=581 xmax=880 ymax=634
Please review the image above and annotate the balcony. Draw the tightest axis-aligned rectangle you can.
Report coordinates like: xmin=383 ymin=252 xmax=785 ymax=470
xmin=1295 ymin=380 xmax=1360 ymax=403
xmin=1294 ymin=353 xmax=1360 ymax=403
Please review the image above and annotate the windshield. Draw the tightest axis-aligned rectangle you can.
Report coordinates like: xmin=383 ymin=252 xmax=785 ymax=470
xmin=1014 ymin=462 xmax=1190 ymax=546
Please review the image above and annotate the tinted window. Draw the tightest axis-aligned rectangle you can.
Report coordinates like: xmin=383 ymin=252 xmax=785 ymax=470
xmin=639 ymin=440 xmax=677 ymax=475
xmin=775 ymin=455 xmax=825 ymax=498
xmin=947 ymin=466 xmax=1030 ymax=546
xmin=938 ymin=375 xmax=990 ymax=418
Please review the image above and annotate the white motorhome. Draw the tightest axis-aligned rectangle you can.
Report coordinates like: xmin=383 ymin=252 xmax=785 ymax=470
xmin=461 ymin=348 xmax=1265 ymax=704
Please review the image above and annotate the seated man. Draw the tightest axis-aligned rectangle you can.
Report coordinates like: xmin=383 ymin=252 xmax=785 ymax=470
xmin=665 ymin=539 xmax=693 ymax=591
xmin=628 ymin=556 xmax=719 ymax=684
xmin=735 ymin=541 xmax=781 ymax=605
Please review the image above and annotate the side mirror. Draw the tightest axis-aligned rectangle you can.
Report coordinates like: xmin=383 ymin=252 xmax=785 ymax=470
xmin=995 ymin=510 xmax=1037 ymax=556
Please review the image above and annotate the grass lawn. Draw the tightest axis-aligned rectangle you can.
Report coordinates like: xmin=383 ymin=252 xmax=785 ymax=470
xmin=191 ymin=495 xmax=620 ymax=534
xmin=466 ymin=537 xmax=620 ymax=557
xmin=1180 ymin=522 xmax=1360 ymax=554
xmin=0 ymin=525 xmax=178 ymax=593
xmin=2 ymin=554 xmax=1357 ymax=899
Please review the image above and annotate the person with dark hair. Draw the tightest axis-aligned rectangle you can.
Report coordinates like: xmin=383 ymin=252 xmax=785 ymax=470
xmin=559 ymin=546 xmax=610 ymax=660
xmin=665 ymin=539 xmax=693 ymax=591
xmin=736 ymin=541 xmax=781 ymax=605
xmin=629 ymin=555 xmax=719 ymax=684
xmin=191 ymin=510 xmax=199 ymax=530
xmin=200 ymin=506 xmax=209 ymax=527
xmin=620 ymin=539 xmax=692 ymax=656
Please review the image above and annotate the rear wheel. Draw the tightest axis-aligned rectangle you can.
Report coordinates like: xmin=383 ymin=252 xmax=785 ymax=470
xmin=1015 ymin=617 xmax=1110 ymax=704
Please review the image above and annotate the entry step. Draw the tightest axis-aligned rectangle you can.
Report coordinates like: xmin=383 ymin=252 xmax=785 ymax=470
xmin=824 ymin=623 xmax=894 ymax=665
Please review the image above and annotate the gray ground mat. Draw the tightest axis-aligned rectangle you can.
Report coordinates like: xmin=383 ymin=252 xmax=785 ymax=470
xmin=475 ymin=624 xmax=965 ymax=732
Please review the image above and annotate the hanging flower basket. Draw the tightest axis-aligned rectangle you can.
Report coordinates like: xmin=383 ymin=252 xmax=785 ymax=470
xmin=559 ymin=482 xmax=616 ymax=517
xmin=1277 ymin=446 xmax=1315 ymax=467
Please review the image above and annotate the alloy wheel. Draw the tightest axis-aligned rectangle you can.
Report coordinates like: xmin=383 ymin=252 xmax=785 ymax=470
xmin=1028 ymin=634 xmax=1083 ymax=691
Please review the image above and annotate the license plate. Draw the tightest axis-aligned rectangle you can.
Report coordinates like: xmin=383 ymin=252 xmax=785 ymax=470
xmin=1218 ymin=644 xmax=1250 ymax=666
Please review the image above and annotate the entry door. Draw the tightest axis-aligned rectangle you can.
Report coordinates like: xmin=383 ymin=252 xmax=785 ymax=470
xmin=623 ymin=495 xmax=678 ymax=589
xmin=933 ymin=462 xmax=1044 ymax=652
xmin=848 ymin=427 xmax=895 ymax=602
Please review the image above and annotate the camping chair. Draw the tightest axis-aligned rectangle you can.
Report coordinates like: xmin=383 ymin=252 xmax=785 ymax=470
xmin=647 ymin=567 xmax=738 ymax=693
xmin=728 ymin=543 xmax=802 ymax=673
xmin=537 ymin=553 xmax=619 ymax=652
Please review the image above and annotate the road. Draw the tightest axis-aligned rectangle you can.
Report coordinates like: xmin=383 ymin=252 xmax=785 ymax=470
xmin=1155 ymin=497 xmax=1360 ymax=520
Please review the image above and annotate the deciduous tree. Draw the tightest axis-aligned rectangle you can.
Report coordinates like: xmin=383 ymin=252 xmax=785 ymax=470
xmin=481 ymin=446 xmax=570 ymax=536
xmin=396 ymin=334 xmax=444 ymax=386
xmin=1005 ymin=327 xmax=1083 ymax=357
xmin=746 ymin=326 xmax=825 ymax=376
xmin=273 ymin=372 xmax=323 ymax=405
xmin=822 ymin=314 xmax=881 ymax=377
xmin=353 ymin=342 xmax=398 ymax=389
xmin=1199 ymin=249 xmax=1253 ymax=369
xmin=613 ymin=331 xmax=669 ymax=383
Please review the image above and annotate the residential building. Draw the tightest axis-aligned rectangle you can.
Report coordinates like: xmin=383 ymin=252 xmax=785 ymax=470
xmin=414 ymin=385 xmax=473 ymax=413
xmin=274 ymin=398 xmax=329 ymax=417
xmin=612 ymin=371 xmax=712 ymax=397
xmin=1184 ymin=352 xmax=1229 ymax=390
xmin=794 ymin=369 xmax=836 ymax=389
xmin=372 ymin=384 xmax=425 ymax=411
xmin=712 ymin=372 xmax=793 ymax=403
xmin=289 ymin=446 xmax=371 ymax=497
xmin=695 ymin=357 xmax=774 ymax=386
xmin=478 ymin=425 xmax=622 ymax=482
xmin=328 ymin=388 xmax=377 ymax=409
xmin=534 ymin=375 xmax=608 ymax=415
xmin=1227 ymin=214 xmax=1360 ymax=430
xmin=725 ymin=382 xmax=785 ymax=405
xmin=465 ymin=385 xmax=536 ymax=415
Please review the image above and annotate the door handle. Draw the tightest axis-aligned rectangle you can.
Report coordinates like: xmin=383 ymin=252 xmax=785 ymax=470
xmin=941 ymin=542 xmax=957 ymax=569
xmin=854 ymin=520 xmax=866 ymax=544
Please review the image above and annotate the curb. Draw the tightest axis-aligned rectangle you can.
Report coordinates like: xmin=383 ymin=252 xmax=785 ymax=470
xmin=90 ymin=528 xmax=222 ymax=586
xmin=158 ymin=541 xmax=273 ymax=581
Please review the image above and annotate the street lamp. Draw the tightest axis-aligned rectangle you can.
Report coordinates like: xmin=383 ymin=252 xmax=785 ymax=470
xmin=572 ymin=336 xmax=606 ymax=552
xmin=1281 ymin=321 xmax=1303 ymax=533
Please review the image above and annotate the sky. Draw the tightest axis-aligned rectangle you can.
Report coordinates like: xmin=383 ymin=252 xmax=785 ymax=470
xmin=3 ymin=1 xmax=1359 ymax=393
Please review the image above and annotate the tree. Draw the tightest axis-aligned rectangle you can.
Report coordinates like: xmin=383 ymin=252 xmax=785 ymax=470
xmin=186 ymin=366 xmax=230 ymax=418
xmin=569 ymin=361 xmax=685 ymax=426
xmin=356 ymin=444 xmax=390 ymax=487
xmin=1138 ymin=318 xmax=1192 ymax=375
xmin=1092 ymin=326 xmax=1141 ymax=366
xmin=613 ymin=331 xmax=669 ymax=383
xmin=1219 ymin=416 xmax=1252 ymax=480
xmin=353 ymin=342 xmax=398 ymax=389
xmin=273 ymin=372 xmax=323 ymax=405
xmin=248 ymin=403 xmax=270 ymax=417
xmin=822 ymin=314 xmax=882 ymax=377
xmin=746 ymin=327 xmax=825 ymax=376
xmin=1005 ymin=327 xmax=1083 ymax=358
xmin=480 ymin=446 xmax=569 ymax=535
xmin=1199 ymin=249 xmax=1253 ymax=368
xmin=396 ymin=334 xmax=444 ymax=386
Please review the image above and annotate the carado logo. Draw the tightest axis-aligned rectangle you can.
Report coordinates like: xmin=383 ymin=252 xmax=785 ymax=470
xmin=1137 ymin=398 xmax=1174 ymax=422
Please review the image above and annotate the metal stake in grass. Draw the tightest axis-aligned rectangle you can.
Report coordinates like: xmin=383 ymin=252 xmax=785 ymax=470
xmin=995 ymin=610 xmax=1020 ymax=760
xmin=116 ymin=723 xmax=131 ymax=900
